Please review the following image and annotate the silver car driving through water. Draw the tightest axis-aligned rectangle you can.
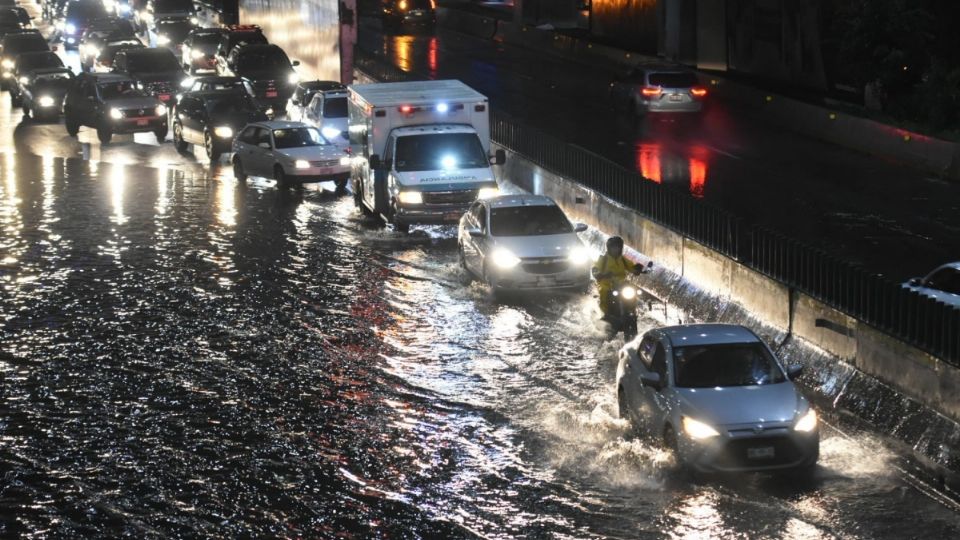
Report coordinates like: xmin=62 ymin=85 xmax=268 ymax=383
xmin=616 ymin=323 xmax=819 ymax=474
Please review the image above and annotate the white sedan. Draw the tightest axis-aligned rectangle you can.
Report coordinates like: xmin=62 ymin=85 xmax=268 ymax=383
xmin=458 ymin=194 xmax=592 ymax=291
xmin=230 ymin=121 xmax=351 ymax=190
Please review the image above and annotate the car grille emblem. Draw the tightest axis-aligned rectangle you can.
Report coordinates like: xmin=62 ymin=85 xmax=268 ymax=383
xmin=752 ymin=425 xmax=765 ymax=434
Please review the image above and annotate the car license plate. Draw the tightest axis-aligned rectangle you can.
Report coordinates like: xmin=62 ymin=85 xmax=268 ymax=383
xmin=266 ymin=91 xmax=278 ymax=98
xmin=445 ymin=212 xmax=461 ymax=221
xmin=158 ymin=94 xmax=171 ymax=101
xmin=317 ymin=167 xmax=333 ymax=175
xmin=669 ymin=94 xmax=683 ymax=102
xmin=747 ymin=446 xmax=775 ymax=459
xmin=136 ymin=118 xmax=149 ymax=126
xmin=537 ymin=276 xmax=557 ymax=286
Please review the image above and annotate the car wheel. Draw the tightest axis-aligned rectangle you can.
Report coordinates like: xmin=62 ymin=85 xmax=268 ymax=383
xmin=204 ymin=131 xmax=221 ymax=161
xmin=274 ymin=165 xmax=289 ymax=189
xmin=233 ymin=157 xmax=247 ymax=182
xmin=172 ymin=122 xmax=188 ymax=152
xmin=154 ymin=125 xmax=168 ymax=143
xmin=65 ymin=113 xmax=79 ymax=136
xmin=97 ymin=122 xmax=112 ymax=144
xmin=458 ymin=245 xmax=474 ymax=285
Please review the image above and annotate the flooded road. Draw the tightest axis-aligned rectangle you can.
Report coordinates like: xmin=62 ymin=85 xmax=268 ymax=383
xmin=2 ymin=152 xmax=959 ymax=537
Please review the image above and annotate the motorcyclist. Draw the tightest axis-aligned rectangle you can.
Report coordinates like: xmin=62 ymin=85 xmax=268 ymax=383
xmin=592 ymin=236 xmax=649 ymax=319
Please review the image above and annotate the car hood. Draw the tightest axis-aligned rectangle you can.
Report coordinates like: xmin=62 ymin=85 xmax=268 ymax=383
xmin=209 ymin=110 xmax=267 ymax=129
xmin=394 ymin=167 xmax=494 ymax=190
xmin=490 ymin=233 xmax=585 ymax=260
xmin=677 ymin=383 xmax=802 ymax=427
xmin=275 ymin=145 xmax=345 ymax=161
xmin=104 ymin=96 xmax=160 ymax=109
xmin=132 ymin=71 xmax=184 ymax=84
xmin=240 ymin=69 xmax=290 ymax=82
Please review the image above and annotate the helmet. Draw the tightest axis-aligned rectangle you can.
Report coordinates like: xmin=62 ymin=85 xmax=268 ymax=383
xmin=606 ymin=236 xmax=624 ymax=252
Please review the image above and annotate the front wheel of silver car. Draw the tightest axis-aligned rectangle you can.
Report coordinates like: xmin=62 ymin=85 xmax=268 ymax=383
xmin=458 ymin=245 xmax=473 ymax=285
xmin=233 ymin=158 xmax=247 ymax=182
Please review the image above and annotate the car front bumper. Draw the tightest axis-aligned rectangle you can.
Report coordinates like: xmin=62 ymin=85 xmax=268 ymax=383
xmin=487 ymin=263 xmax=591 ymax=291
xmin=110 ymin=116 xmax=166 ymax=134
xmin=286 ymin=164 xmax=351 ymax=184
xmin=642 ymin=98 xmax=704 ymax=114
xmin=678 ymin=428 xmax=819 ymax=473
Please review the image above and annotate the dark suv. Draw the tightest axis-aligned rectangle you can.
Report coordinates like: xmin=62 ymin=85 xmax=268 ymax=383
xmin=1 ymin=32 xmax=50 ymax=89
xmin=63 ymin=72 xmax=167 ymax=143
xmin=10 ymin=50 xmax=64 ymax=104
xmin=172 ymin=87 xmax=267 ymax=161
xmin=60 ymin=0 xmax=108 ymax=49
xmin=220 ymin=43 xmax=299 ymax=113
xmin=180 ymin=27 xmax=222 ymax=73
xmin=213 ymin=24 xmax=266 ymax=69
xmin=112 ymin=47 xmax=186 ymax=105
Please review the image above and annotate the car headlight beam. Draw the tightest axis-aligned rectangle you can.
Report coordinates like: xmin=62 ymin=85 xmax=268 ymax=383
xmin=568 ymin=246 xmax=590 ymax=265
xmin=109 ymin=107 xmax=123 ymax=120
xmin=397 ymin=191 xmax=423 ymax=205
xmin=477 ymin=186 xmax=500 ymax=200
xmin=157 ymin=35 xmax=171 ymax=46
xmin=794 ymin=409 xmax=818 ymax=432
xmin=2 ymin=59 xmax=14 ymax=69
xmin=294 ymin=159 xmax=311 ymax=169
xmin=213 ymin=126 xmax=233 ymax=138
xmin=321 ymin=126 xmax=341 ymax=140
xmin=682 ymin=417 xmax=720 ymax=439
xmin=38 ymin=96 xmax=55 ymax=107
xmin=288 ymin=72 xmax=300 ymax=85
xmin=491 ymin=247 xmax=521 ymax=269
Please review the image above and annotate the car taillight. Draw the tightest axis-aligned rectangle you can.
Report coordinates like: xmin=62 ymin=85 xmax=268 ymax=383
xmin=641 ymin=86 xmax=661 ymax=98
xmin=690 ymin=87 xmax=707 ymax=98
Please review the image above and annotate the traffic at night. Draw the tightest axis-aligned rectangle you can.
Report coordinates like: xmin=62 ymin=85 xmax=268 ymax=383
xmin=1 ymin=0 xmax=960 ymax=537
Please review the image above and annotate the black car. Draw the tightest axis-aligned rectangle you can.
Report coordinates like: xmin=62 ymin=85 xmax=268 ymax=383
xmin=79 ymin=20 xmax=139 ymax=71
xmin=382 ymin=0 xmax=436 ymax=31
xmin=1 ymin=32 xmax=50 ymax=89
xmin=60 ymin=0 xmax=109 ymax=49
xmin=92 ymin=38 xmax=143 ymax=71
xmin=180 ymin=27 xmax=222 ymax=73
xmin=153 ymin=15 xmax=193 ymax=52
xmin=172 ymin=88 xmax=267 ymax=160
xmin=17 ymin=66 xmax=73 ymax=120
xmin=213 ymin=24 xmax=267 ymax=69
xmin=221 ymin=43 xmax=299 ymax=112
xmin=292 ymin=80 xmax=345 ymax=108
xmin=10 ymin=50 xmax=64 ymax=104
xmin=0 ymin=9 xmax=28 ymax=40
xmin=112 ymin=47 xmax=186 ymax=105
xmin=63 ymin=72 xmax=167 ymax=143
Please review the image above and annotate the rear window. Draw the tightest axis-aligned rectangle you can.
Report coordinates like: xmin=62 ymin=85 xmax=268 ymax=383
xmin=191 ymin=32 xmax=221 ymax=47
xmin=673 ymin=343 xmax=786 ymax=388
xmin=237 ymin=48 xmax=290 ymax=71
xmin=323 ymin=96 xmax=347 ymax=118
xmin=648 ymin=72 xmax=698 ymax=88
xmin=227 ymin=32 xmax=267 ymax=51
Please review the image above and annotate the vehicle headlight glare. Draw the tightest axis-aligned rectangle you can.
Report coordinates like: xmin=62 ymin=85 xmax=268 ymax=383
xmin=190 ymin=17 xmax=199 ymax=25
xmin=568 ymin=246 xmax=590 ymax=265
xmin=492 ymin=247 xmax=521 ymax=269
xmin=294 ymin=159 xmax=311 ymax=169
xmin=109 ymin=107 xmax=123 ymax=120
xmin=190 ymin=49 xmax=203 ymax=60
xmin=620 ymin=286 xmax=637 ymax=300
xmin=119 ymin=4 xmax=131 ymax=14
xmin=65 ymin=23 xmax=76 ymax=34
xmin=38 ymin=96 xmax=55 ymax=107
xmin=794 ymin=409 xmax=818 ymax=432
xmin=339 ymin=156 xmax=351 ymax=166
xmin=397 ymin=191 xmax=423 ymax=205
xmin=682 ymin=417 xmax=720 ymax=439
xmin=321 ymin=126 xmax=341 ymax=140
xmin=440 ymin=154 xmax=457 ymax=170
xmin=157 ymin=35 xmax=170 ymax=46
xmin=2 ymin=59 xmax=13 ymax=69
xmin=155 ymin=104 xmax=167 ymax=116
xmin=18 ymin=76 xmax=28 ymax=85
xmin=213 ymin=126 xmax=233 ymax=138
xmin=288 ymin=72 xmax=300 ymax=85
xmin=477 ymin=186 xmax=499 ymax=200
xmin=180 ymin=77 xmax=195 ymax=89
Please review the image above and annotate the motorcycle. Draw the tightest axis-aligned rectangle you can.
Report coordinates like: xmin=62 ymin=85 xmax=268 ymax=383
xmin=601 ymin=261 xmax=653 ymax=341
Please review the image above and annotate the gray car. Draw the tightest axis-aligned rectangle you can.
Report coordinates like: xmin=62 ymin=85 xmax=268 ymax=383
xmin=610 ymin=65 xmax=707 ymax=116
xmin=903 ymin=262 xmax=960 ymax=308
xmin=616 ymin=323 xmax=819 ymax=474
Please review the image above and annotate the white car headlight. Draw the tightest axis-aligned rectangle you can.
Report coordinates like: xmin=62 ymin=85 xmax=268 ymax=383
xmin=190 ymin=17 xmax=199 ymax=25
xmin=119 ymin=4 xmax=131 ymax=14
xmin=180 ymin=77 xmax=195 ymax=89
xmin=620 ymin=286 xmax=637 ymax=300
xmin=491 ymin=247 xmax=521 ymax=269
xmin=18 ymin=76 xmax=28 ymax=85
xmin=155 ymin=104 xmax=167 ymax=116
xmin=477 ymin=186 xmax=500 ymax=200
xmin=294 ymin=159 xmax=311 ymax=169
xmin=397 ymin=191 xmax=423 ymax=205
xmin=109 ymin=107 xmax=123 ymax=120
xmin=2 ymin=59 xmax=14 ymax=69
xmin=288 ymin=72 xmax=300 ymax=85
xmin=339 ymin=156 xmax=351 ymax=166
xmin=568 ymin=246 xmax=590 ymax=265
xmin=321 ymin=126 xmax=341 ymax=140
xmin=65 ymin=23 xmax=76 ymax=35
xmin=38 ymin=96 xmax=55 ymax=107
xmin=213 ymin=126 xmax=233 ymax=138
xmin=794 ymin=409 xmax=818 ymax=432
xmin=682 ymin=417 xmax=720 ymax=439
xmin=190 ymin=49 xmax=203 ymax=60
xmin=157 ymin=35 xmax=170 ymax=46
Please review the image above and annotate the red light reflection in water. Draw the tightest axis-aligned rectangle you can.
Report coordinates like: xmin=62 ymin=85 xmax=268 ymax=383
xmin=636 ymin=143 xmax=661 ymax=183
xmin=689 ymin=158 xmax=707 ymax=198
xmin=428 ymin=37 xmax=438 ymax=75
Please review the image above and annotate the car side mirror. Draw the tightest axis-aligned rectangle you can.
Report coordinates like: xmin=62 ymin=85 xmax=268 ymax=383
xmin=490 ymin=148 xmax=505 ymax=165
xmin=292 ymin=60 xmax=300 ymax=67
xmin=257 ymin=142 xmax=271 ymax=149
xmin=574 ymin=223 xmax=588 ymax=233
xmin=908 ymin=277 xmax=923 ymax=286
xmin=640 ymin=372 xmax=661 ymax=390
xmin=787 ymin=364 xmax=804 ymax=379
xmin=466 ymin=227 xmax=483 ymax=238
xmin=368 ymin=154 xmax=381 ymax=169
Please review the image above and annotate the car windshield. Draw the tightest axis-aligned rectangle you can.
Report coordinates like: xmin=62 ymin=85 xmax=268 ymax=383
xmin=205 ymin=94 xmax=258 ymax=115
xmin=34 ymin=71 xmax=71 ymax=83
xmin=67 ymin=2 xmax=107 ymax=21
xmin=98 ymin=80 xmax=142 ymax=99
xmin=272 ymin=127 xmax=326 ymax=149
xmin=323 ymin=96 xmax=347 ymax=118
xmin=227 ymin=32 xmax=266 ymax=51
xmin=673 ymin=343 xmax=787 ymax=388
xmin=18 ymin=54 xmax=63 ymax=71
xmin=394 ymin=133 xmax=488 ymax=172
xmin=154 ymin=0 xmax=193 ymax=12
xmin=191 ymin=33 xmax=220 ymax=47
xmin=126 ymin=50 xmax=180 ymax=72
xmin=157 ymin=20 xmax=192 ymax=42
xmin=648 ymin=72 xmax=698 ymax=88
xmin=490 ymin=205 xmax=573 ymax=237
xmin=237 ymin=49 xmax=289 ymax=71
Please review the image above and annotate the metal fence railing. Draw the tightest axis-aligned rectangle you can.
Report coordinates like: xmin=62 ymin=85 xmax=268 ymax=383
xmin=353 ymin=50 xmax=960 ymax=367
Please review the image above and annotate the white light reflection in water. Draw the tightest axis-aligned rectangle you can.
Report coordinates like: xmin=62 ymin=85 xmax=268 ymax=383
xmin=109 ymin=163 xmax=127 ymax=226
xmin=156 ymin=166 xmax=168 ymax=216
xmin=667 ymin=491 xmax=731 ymax=540
xmin=216 ymin=178 xmax=237 ymax=227
xmin=1 ymin=152 xmax=22 ymax=270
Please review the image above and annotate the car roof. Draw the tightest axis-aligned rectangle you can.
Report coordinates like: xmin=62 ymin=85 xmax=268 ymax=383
xmin=300 ymin=80 xmax=346 ymax=91
xmin=485 ymin=194 xmax=557 ymax=209
xmin=89 ymin=72 xmax=135 ymax=83
xmin=187 ymin=88 xmax=250 ymax=99
xmin=251 ymin=120 xmax=310 ymax=130
xmin=659 ymin=324 xmax=761 ymax=347
xmin=190 ymin=27 xmax=223 ymax=35
xmin=236 ymin=43 xmax=281 ymax=53
xmin=390 ymin=124 xmax=479 ymax=137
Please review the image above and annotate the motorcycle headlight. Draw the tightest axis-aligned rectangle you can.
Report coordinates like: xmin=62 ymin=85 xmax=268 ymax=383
xmin=321 ymin=126 xmax=341 ymax=140
xmin=794 ymin=409 xmax=818 ymax=432
xmin=38 ymin=96 xmax=55 ymax=107
xmin=568 ymin=246 xmax=590 ymax=265
xmin=620 ymin=286 xmax=637 ymax=300
xmin=18 ymin=76 xmax=28 ymax=85
xmin=294 ymin=159 xmax=311 ymax=170
xmin=397 ymin=191 xmax=423 ymax=205
xmin=477 ymin=186 xmax=500 ymax=200
xmin=109 ymin=107 xmax=123 ymax=120
xmin=288 ymin=72 xmax=300 ymax=85
xmin=491 ymin=247 xmax=521 ymax=269
xmin=682 ymin=417 xmax=720 ymax=440
xmin=155 ymin=104 xmax=167 ymax=116
xmin=157 ymin=35 xmax=170 ymax=46
xmin=213 ymin=126 xmax=233 ymax=138
xmin=190 ymin=49 xmax=203 ymax=60
xmin=1 ymin=59 xmax=14 ymax=69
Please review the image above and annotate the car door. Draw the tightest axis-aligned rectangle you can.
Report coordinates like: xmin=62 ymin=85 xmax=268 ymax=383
xmin=248 ymin=127 xmax=273 ymax=176
xmin=304 ymin=93 xmax=321 ymax=125
xmin=82 ymin=78 xmax=101 ymax=126
xmin=624 ymin=334 xmax=657 ymax=416
xmin=461 ymin=202 xmax=484 ymax=274
xmin=922 ymin=267 xmax=960 ymax=303
xmin=637 ymin=340 xmax=671 ymax=430
xmin=233 ymin=124 xmax=257 ymax=168
xmin=178 ymin=96 xmax=202 ymax=143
